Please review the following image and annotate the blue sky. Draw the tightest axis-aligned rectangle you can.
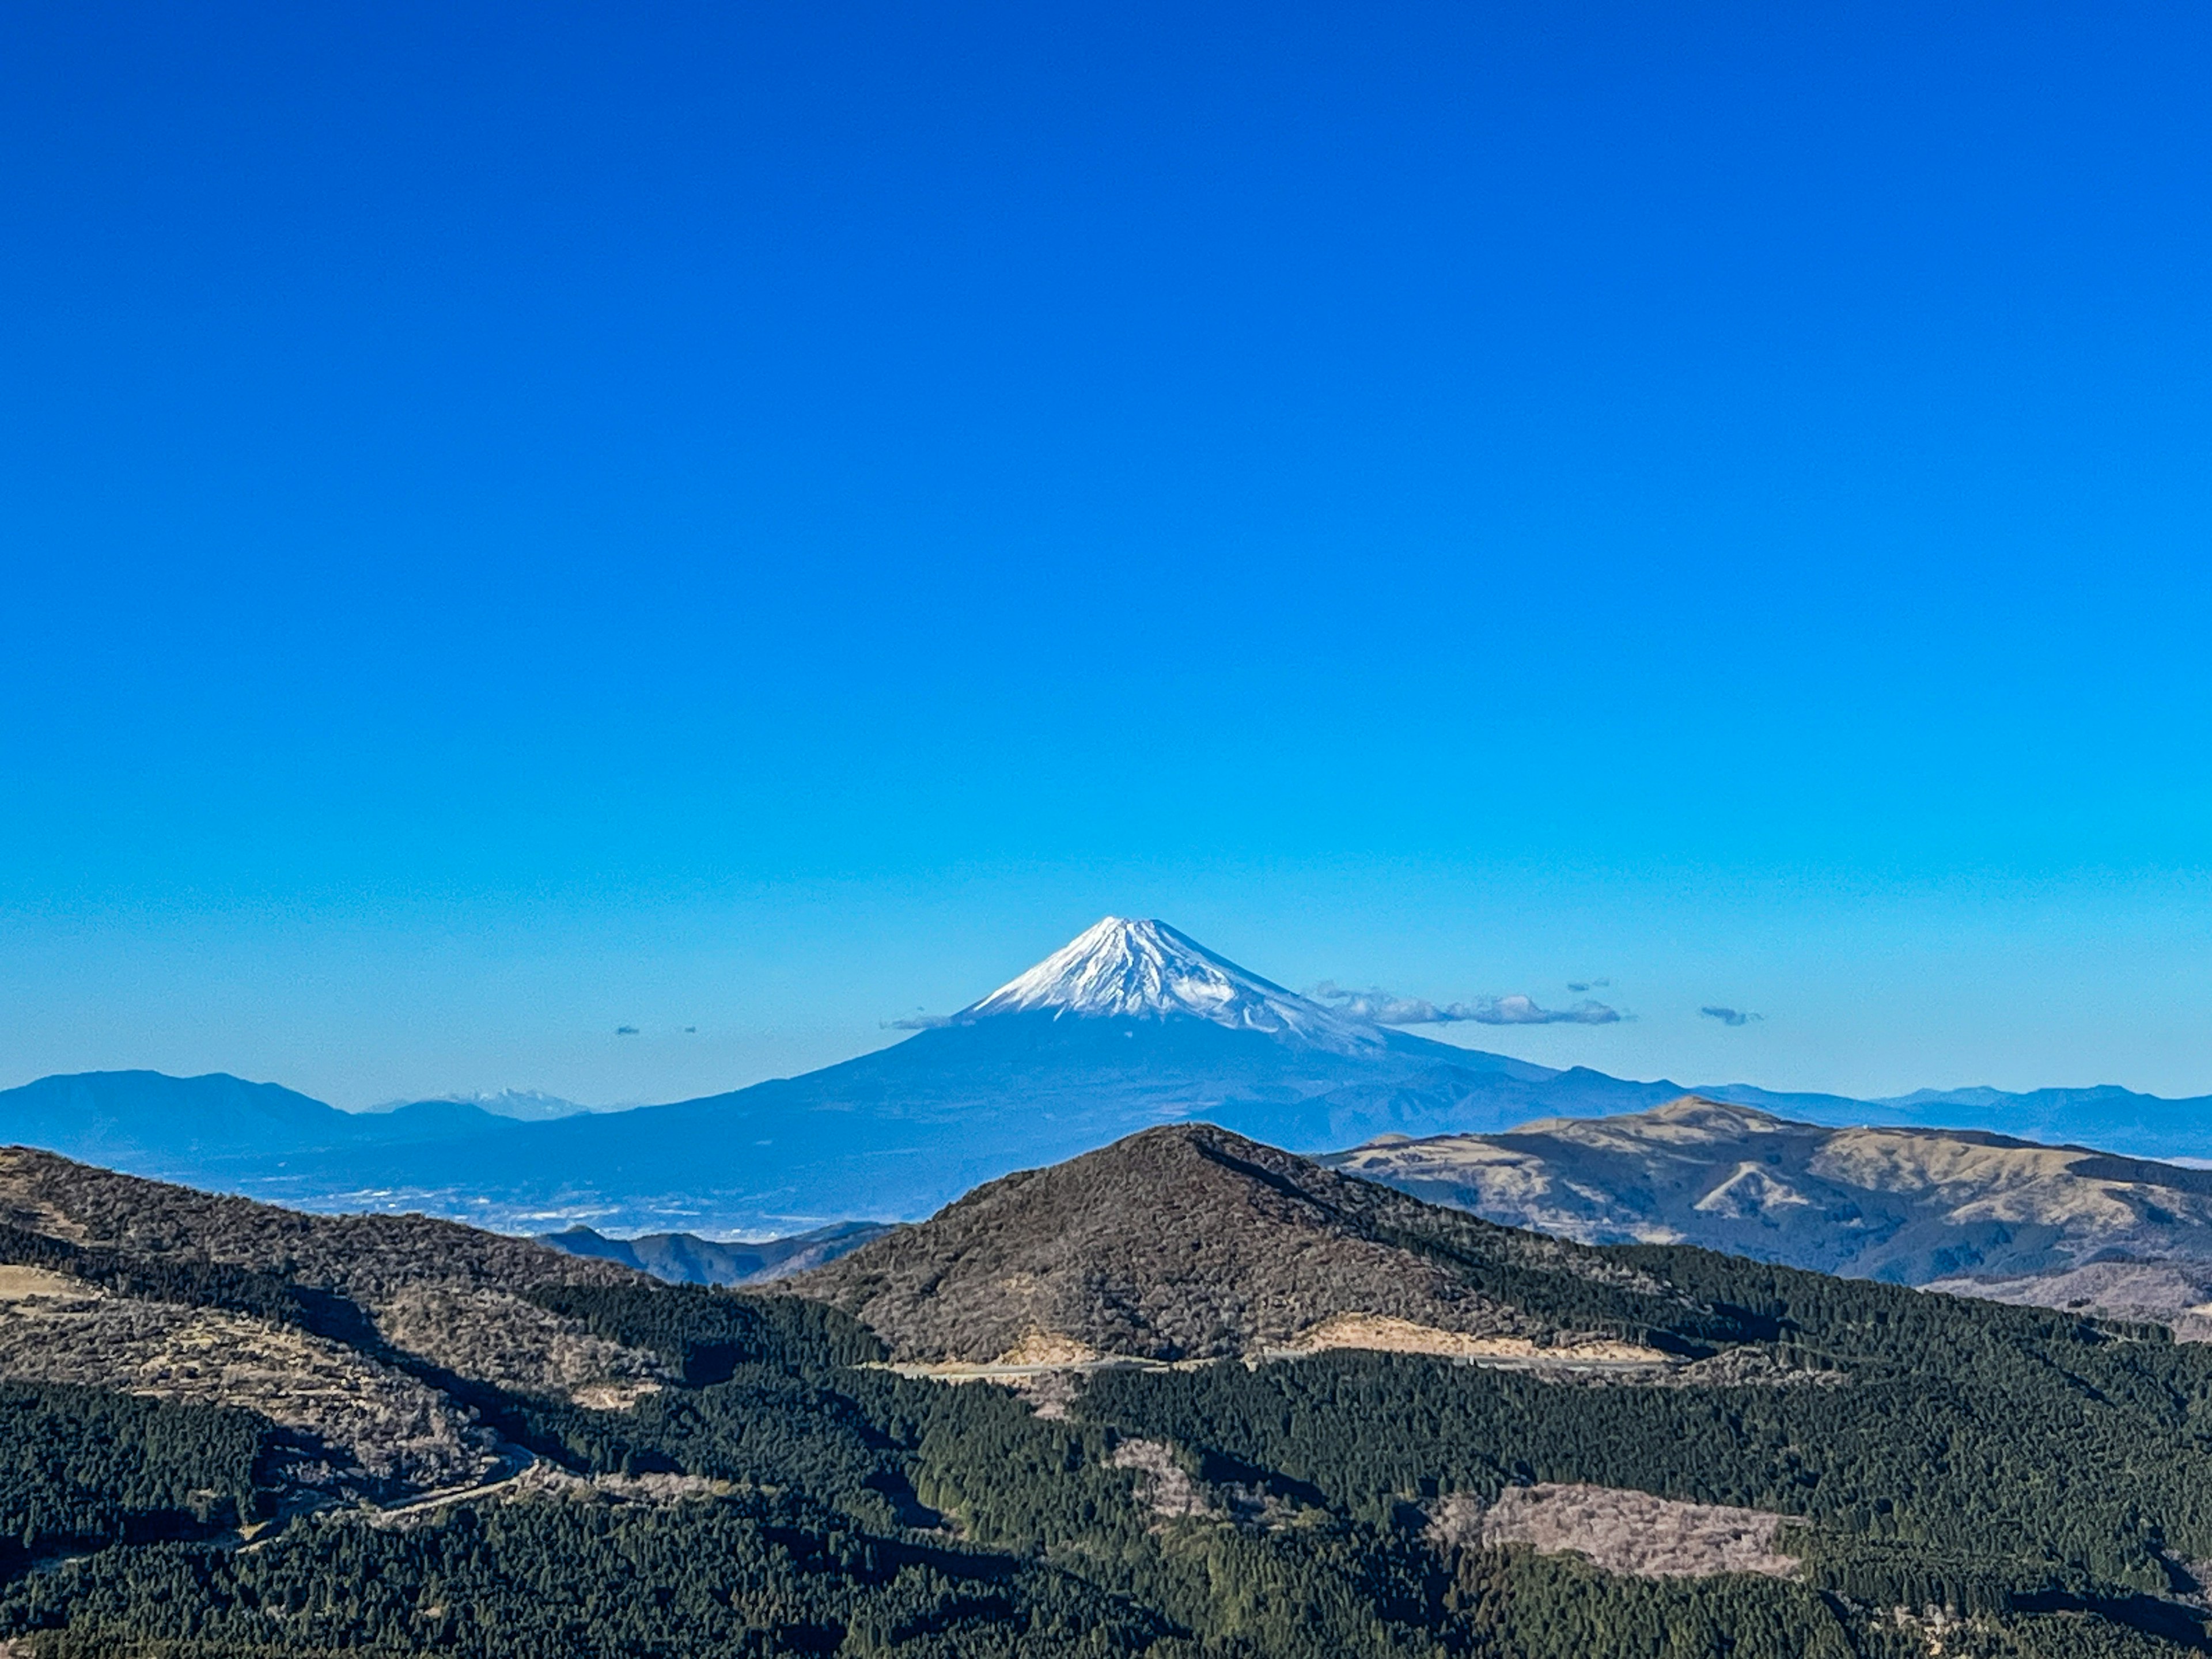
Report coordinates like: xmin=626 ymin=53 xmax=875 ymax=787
xmin=3 ymin=2 xmax=2210 ymax=1108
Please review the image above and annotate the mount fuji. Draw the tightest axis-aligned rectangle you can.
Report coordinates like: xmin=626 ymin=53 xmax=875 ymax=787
xmin=952 ymin=916 xmax=1390 ymax=1052
xmin=380 ymin=915 xmax=1680 ymax=1230
xmin=16 ymin=916 xmax=2212 ymax=1236
xmin=0 ymin=919 xmax=1685 ymax=1233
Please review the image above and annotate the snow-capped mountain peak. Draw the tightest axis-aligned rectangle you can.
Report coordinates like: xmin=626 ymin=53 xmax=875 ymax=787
xmin=958 ymin=917 xmax=1385 ymax=1052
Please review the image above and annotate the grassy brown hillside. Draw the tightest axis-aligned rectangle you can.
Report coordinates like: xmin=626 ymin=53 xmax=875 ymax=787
xmin=1325 ymin=1094 xmax=2212 ymax=1300
xmin=785 ymin=1123 xmax=1755 ymax=1365
xmin=0 ymin=1146 xmax=653 ymax=1492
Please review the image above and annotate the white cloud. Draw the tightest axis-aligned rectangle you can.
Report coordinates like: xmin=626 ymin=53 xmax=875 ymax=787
xmin=1312 ymin=982 xmax=1622 ymax=1027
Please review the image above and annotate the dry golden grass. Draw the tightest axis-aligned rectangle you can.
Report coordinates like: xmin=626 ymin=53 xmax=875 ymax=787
xmin=1284 ymin=1313 xmax=1669 ymax=1365
xmin=1431 ymin=1483 xmax=1796 ymax=1578
xmin=993 ymin=1331 xmax=1104 ymax=1366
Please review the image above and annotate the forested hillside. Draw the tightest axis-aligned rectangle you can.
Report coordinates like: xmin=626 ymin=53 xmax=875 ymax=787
xmin=787 ymin=1124 xmax=1722 ymax=1364
xmin=7 ymin=1139 xmax=2212 ymax=1653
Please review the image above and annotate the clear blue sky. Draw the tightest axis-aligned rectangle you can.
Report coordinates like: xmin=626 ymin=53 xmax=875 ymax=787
xmin=4 ymin=2 xmax=2210 ymax=1109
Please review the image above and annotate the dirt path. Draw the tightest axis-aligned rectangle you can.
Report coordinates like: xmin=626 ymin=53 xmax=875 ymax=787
xmin=236 ymin=1442 xmax=541 ymax=1552
xmin=881 ymin=1345 xmax=1675 ymax=1385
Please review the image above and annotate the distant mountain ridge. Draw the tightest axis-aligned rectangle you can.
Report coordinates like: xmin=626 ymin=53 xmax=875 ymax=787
xmin=537 ymin=1221 xmax=893 ymax=1286
xmin=1328 ymin=1095 xmax=2212 ymax=1289
xmin=372 ymin=1089 xmax=600 ymax=1122
xmin=0 ymin=1070 xmax=527 ymax=1171
xmin=7 ymin=918 xmax=2212 ymax=1235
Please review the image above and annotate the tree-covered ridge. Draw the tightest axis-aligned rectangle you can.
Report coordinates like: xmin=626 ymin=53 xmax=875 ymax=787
xmin=0 ymin=1148 xmax=630 ymax=1305
xmin=10 ymin=1142 xmax=2212 ymax=1653
xmin=11 ymin=1266 xmax=2212 ymax=1655
xmin=787 ymin=1124 xmax=1754 ymax=1363
xmin=0 ymin=1222 xmax=382 ymax=1349
xmin=8 ymin=1499 xmax=1176 ymax=1659
xmin=0 ymin=1384 xmax=272 ymax=1574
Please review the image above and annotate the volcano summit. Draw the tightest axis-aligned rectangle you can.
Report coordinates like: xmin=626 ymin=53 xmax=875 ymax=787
xmin=955 ymin=916 xmax=1386 ymax=1052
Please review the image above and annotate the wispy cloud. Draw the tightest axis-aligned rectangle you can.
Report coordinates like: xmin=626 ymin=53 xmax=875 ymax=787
xmin=1566 ymin=979 xmax=1611 ymax=994
xmin=887 ymin=1012 xmax=952 ymax=1031
xmin=1700 ymin=1005 xmax=1762 ymax=1028
xmin=1312 ymin=982 xmax=1623 ymax=1027
xmin=615 ymin=1025 xmax=640 ymax=1036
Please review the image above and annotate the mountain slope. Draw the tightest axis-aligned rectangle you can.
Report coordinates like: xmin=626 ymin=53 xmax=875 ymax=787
xmin=1863 ymin=1082 xmax=2212 ymax=1156
xmin=786 ymin=1123 xmax=1749 ymax=1365
xmin=0 ymin=1146 xmax=658 ymax=1491
xmin=1326 ymin=1094 xmax=2212 ymax=1287
xmin=17 ymin=1143 xmax=2212 ymax=1653
xmin=0 ymin=1145 xmax=622 ymax=1302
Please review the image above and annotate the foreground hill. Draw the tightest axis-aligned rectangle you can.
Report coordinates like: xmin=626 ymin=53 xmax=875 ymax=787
xmin=15 ymin=1141 xmax=2212 ymax=1652
xmin=789 ymin=1124 xmax=1725 ymax=1365
xmin=1328 ymin=1094 xmax=2212 ymax=1297
xmin=0 ymin=1146 xmax=652 ymax=1491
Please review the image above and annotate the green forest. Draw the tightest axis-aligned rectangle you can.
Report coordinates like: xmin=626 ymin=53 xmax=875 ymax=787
xmin=9 ymin=1242 xmax=2212 ymax=1655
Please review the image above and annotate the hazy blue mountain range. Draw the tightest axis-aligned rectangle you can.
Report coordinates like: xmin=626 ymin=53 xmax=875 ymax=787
xmin=0 ymin=1070 xmax=527 ymax=1166
xmin=537 ymin=1220 xmax=893 ymax=1285
xmin=367 ymin=1089 xmax=600 ymax=1122
xmin=5 ymin=918 xmax=2211 ymax=1236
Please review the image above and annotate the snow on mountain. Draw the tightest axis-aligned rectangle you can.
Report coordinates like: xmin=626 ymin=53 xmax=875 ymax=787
xmin=957 ymin=917 xmax=1388 ymax=1054
xmin=364 ymin=1089 xmax=599 ymax=1121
